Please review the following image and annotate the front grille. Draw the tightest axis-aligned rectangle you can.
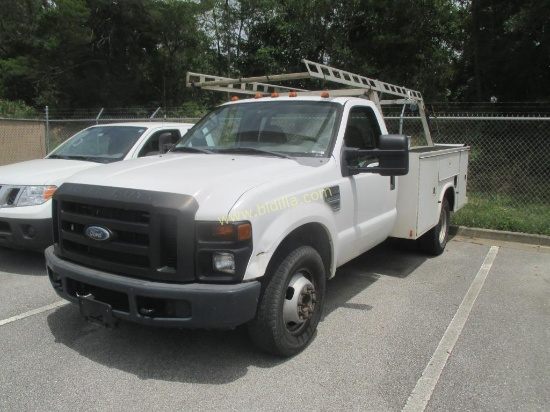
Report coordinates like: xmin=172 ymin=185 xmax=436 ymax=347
xmin=53 ymin=184 xmax=199 ymax=283
xmin=62 ymin=201 xmax=150 ymax=224
xmin=159 ymin=215 xmax=178 ymax=270
xmin=63 ymin=239 xmax=150 ymax=268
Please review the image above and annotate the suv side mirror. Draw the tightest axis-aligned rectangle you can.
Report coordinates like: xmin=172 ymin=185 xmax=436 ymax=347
xmin=342 ymin=134 xmax=409 ymax=177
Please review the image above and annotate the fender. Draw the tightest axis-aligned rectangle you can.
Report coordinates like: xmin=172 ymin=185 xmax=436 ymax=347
xmin=242 ymin=199 xmax=339 ymax=281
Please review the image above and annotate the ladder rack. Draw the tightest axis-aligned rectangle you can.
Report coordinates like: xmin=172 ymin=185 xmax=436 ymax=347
xmin=186 ymin=60 xmax=433 ymax=145
xmin=185 ymin=73 xmax=309 ymax=96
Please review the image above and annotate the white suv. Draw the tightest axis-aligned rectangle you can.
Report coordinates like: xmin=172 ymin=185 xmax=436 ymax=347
xmin=0 ymin=122 xmax=193 ymax=251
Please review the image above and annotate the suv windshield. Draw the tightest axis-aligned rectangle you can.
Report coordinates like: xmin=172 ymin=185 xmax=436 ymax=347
xmin=176 ymin=100 xmax=340 ymax=157
xmin=48 ymin=125 xmax=148 ymax=163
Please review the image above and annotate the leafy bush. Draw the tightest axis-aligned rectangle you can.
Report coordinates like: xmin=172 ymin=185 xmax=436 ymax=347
xmin=0 ymin=99 xmax=39 ymax=118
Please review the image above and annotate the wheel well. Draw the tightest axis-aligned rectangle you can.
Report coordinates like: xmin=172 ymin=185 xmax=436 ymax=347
xmin=444 ymin=187 xmax=455 ymax=210
xmin=272 ymin=223 xmax=332 ymax=279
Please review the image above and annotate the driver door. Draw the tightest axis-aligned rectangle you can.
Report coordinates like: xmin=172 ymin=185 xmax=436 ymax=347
xmin=337 ymin=105 xmax=397 ymax=263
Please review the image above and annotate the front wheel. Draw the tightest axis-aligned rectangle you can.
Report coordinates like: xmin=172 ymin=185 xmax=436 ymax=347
xmin=247 ymin=246 xmax=326 ymax=357
xmin=419 ymin=198 xmax=451 ymax=256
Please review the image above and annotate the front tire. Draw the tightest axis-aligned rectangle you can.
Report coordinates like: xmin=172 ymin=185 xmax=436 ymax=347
xmin=247 ymin=246 xmax=326 ymax=357
xmin=419 ymin=198 xmax=450 ymax=256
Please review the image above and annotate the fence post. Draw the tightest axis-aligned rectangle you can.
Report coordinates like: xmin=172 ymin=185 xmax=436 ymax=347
xmin=45 ymin=106 xmax=50 ymax=154
xmin=150 ymin=107 xmax=161 ymax=120
xmin=399 ymin=104 xmax=406 ymax=134
xmin=96 ymin=108 xmax=104 ymax=124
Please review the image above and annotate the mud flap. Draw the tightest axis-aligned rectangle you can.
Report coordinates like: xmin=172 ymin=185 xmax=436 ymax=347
xmin=77 ymin=293 xmax=118 ymax=329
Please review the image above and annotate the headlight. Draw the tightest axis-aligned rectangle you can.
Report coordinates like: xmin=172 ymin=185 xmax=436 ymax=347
xmin=16 ymin=185 xmax=57 ymax=206
xmin=213 ymin=252 xmax=236 ymax=274
xmin=196 ymin=221 xmax=253 ymax=283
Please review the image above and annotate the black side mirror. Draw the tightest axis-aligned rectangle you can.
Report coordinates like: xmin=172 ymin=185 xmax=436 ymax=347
xmin=342 ymin=134 xmax=409 ymax=177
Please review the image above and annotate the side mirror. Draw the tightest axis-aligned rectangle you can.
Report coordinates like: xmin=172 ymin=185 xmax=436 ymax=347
xmin=342 ymin=134 xmax=409 ymax=177
xmin=160 ymin=143 xmax=176 ymax=154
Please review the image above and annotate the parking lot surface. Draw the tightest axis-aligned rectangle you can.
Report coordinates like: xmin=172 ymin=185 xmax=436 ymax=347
xmin=1 ymin=237 xmax=549 ymax=412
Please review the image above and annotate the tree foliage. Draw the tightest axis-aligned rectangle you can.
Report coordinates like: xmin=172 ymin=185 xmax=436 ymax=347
xmin=0 ymin=0 xmax=547 ymax=109
xmin=455 ymin=0 xmax=550 ymax=102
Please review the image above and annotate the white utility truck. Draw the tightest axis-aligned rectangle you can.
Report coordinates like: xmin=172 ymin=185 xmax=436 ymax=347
xmin=45 ymin=61 xmax=469 ymax=356
xmin=0 ymin=122 xmax=193 ymax=251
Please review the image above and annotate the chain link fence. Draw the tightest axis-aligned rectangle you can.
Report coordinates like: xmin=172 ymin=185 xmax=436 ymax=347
xmin=1 ymin=108 xmax=549 ymax=235
xmin=386 ymin=115 xmax=550 ymax=201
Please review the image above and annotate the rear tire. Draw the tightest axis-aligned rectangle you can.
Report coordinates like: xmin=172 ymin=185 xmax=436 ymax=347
xmin=247 ymin=246 xmax=326 ymax=357
xmin=419 ymin=198 xmax=450 ymax=256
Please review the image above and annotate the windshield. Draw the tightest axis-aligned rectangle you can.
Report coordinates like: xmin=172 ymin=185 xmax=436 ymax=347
xmin=176 ymin=101 xmax=340 ymax=157
xmin=48 ymin=125 xmax=148 ymax=163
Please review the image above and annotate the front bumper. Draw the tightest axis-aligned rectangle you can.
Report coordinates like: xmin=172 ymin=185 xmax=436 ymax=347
xmin=45 ymin=246 xmax=261 ymax=329
xmin=0 ymin=217 xmax=53 ymax=252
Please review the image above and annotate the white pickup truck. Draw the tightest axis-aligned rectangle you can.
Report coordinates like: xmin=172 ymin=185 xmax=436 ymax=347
xmin=0 ymin=122 xmax=193 ymax=251
xmin=45 ymin=61 xmax=469 ymax=356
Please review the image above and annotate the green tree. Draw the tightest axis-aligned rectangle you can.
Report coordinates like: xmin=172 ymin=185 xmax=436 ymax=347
xmin=0 ymin=0 xmax=210 ymax=108
xmin=342 ymin=0 xmax=462 ymax=101
xmin=455 ymin=0 xmax=550 ymax=102
xmin=0 ymin=0 xmax=91 ymax=106
xmin=147 ymin=0 xmax=214 ymax=107
xmin=224 ymin=0 xmax=463 ymax=100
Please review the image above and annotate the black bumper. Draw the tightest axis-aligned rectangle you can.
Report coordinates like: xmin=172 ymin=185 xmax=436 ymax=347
xmin=45 ymin=246 xmax=261 ymax=329
xmin=0 ymin=217 xmax=53 ymax=252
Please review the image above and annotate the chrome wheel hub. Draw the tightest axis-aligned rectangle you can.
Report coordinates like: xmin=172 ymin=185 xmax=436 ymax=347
xmin=283 ymin=272 xmax=317 ymax=330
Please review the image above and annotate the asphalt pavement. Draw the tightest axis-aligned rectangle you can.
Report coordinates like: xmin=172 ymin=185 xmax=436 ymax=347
xmin=1 ymin=235 xmax=548 ymax=412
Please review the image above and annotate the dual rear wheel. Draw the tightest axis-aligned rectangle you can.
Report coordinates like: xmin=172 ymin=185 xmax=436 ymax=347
xmin=419 ymin=198 xmax=451 ymax=256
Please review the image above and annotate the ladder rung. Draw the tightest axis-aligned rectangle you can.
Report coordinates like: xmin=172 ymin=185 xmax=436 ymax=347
xmin=302 ymin=60 xmax=423 ymax=101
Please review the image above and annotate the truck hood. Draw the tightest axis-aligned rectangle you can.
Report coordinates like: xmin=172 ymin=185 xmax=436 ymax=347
xmin=0 ymin=159 xmax=101 ymax=186
xmin=66 ymin=153 xmax=307 ymax=217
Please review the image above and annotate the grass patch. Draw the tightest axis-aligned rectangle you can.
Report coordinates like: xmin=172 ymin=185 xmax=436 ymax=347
xmin=451 ymin=192 xmax=550 ymax=236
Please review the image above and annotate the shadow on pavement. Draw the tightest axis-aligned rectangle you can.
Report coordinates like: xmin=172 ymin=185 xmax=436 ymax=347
xmin=46 ymin=239 xmax=428 ymax=383
xmin=0 ymin=247 xmax=45 ymax=276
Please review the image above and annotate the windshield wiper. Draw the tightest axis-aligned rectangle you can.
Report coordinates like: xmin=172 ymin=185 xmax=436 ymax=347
xmin=215 ymin=147 xmax=294 ymax=159
xmin=48 ymin=155 xmax=107 ymax=163
xmin=171 ymin=146 xmax=213 ymax=154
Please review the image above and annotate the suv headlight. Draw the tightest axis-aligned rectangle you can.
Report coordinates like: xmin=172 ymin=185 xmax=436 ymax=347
xmin=15 ymin=185 xmax=57 ymax=206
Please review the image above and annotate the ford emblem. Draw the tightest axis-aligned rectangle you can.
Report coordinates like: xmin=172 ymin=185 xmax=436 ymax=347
xmin=84 ymin=225 xmax=112 ymax=241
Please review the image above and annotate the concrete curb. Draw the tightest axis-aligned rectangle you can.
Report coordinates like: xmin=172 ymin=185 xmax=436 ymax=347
xmin=450 ymin=226 xmax=550 ymax=247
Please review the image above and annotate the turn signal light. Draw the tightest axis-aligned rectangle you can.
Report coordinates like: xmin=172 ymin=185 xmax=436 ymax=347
xmin=208 ymin=222 xmax=252 ymax=241
xmin=43 ymin=186 xmax=57 ymax=201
